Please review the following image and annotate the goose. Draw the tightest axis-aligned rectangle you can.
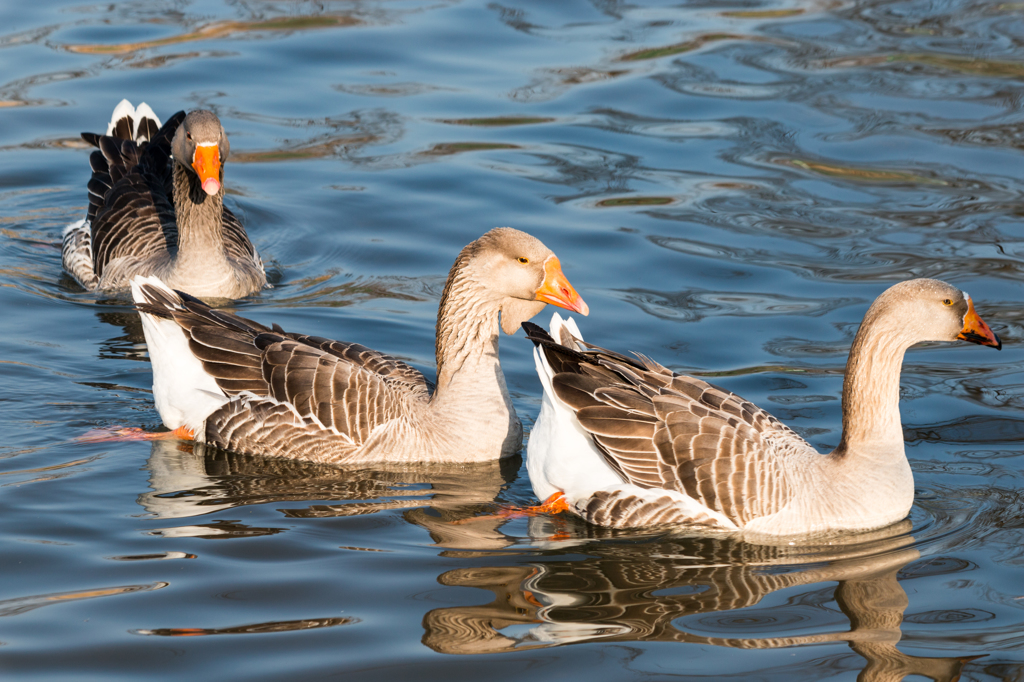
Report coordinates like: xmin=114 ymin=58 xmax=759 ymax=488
xmin=62 ymin=100 xmax=266 ymax=299
xmin=131 ymin=227 xmax=588 ymax=464
xmin=523 ymin=279 xmax=1001 ymax=536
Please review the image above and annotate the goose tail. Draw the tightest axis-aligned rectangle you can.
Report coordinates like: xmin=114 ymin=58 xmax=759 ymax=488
xmin=106 ymin=99 xmax=162 ymax=143
xmin=131 ymin=275 xmax=227 ymax=438
xmin=526 ymin=312 xmax=608 ymax=503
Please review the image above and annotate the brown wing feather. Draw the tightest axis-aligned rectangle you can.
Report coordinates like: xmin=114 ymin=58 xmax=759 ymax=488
xmin=137 ymin=283 xmax=431 ymax=457
xmin=85 ymin=112 xmax=185 ymax=283
xmin=528 ymin=322 xmax=801 ymax=528
xmin=579 ymin=490 xmax=734 ymax=529
xmin=206 ymin=397 xmax=362 ymax=464
xmin=284 ymin=334 xmax=434 ymax=399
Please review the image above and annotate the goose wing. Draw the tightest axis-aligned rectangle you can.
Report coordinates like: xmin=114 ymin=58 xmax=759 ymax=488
xmin=526 ymin=323 xmax=801 ymax=527
xmin=135 ymin=282 xmax=432 ymax=458
xmin=83 ymin=111 xmax=185 ymax=284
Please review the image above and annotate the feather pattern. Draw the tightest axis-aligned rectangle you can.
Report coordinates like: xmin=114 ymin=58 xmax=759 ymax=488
xmin=62 ymin=100 xmax=265 ymax=299
xmin=526 ymin=281 xmax=1000 ymax=536
xmin=529 ymin=322 xmax=799 ymax=529
xmin=135 ymin=278 xmax=428 ymax=462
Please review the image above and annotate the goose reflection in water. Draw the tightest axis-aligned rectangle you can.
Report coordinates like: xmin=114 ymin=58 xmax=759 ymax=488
xmin=422 ymin=525 xmax=978 ymax=682
xmin=138 ymin=439 xmax=520 ymax=548
xmin=137 ymin=440 xmax=978 ymax=680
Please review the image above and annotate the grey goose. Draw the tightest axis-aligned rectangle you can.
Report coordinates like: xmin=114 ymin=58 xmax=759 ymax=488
xmin=63 ymin=100 xmax=266 ymax=299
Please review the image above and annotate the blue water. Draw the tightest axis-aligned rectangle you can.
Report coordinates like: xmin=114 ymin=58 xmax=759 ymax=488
xmin=2 ymin=0 xmax=1024 ymax=679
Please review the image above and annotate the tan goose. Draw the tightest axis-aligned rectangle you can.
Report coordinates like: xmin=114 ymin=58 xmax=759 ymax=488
xmin=132 ymin=228 xmax=588 ymax=464
xmin=524 ymin=279 xmax=1001 ymax=537
xmin=62 ymin=100 xmax=266 ymax=299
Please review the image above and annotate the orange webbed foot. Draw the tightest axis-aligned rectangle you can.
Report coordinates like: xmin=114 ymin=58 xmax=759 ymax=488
xmin=75 ymin=425 xmax=195 ymax=443
xmin=453 ymin=492 xmax=571 ymax=524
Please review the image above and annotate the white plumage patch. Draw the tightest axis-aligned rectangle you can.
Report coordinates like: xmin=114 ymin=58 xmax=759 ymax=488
xmin=132 ymin=102 xmax=160 ymax=136
xmin=62 ymin=217 xmax=88 ymax=239
xmin=131 ymin=275 xmax=227 ymax=436
xmin=527 ymin=312 xmax=627 ymax=504
xmin=106 ymin=99 xmax=161 ymax=141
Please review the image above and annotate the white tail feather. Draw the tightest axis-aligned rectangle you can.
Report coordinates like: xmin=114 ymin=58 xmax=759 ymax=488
xmin=106 ymin=99 xmax=136 ymax=135
xmin=547 ymin=312 xmax=584 ymax=350
xmin=526 ymin=312 xmax=622 ymax=503
xmin=133 ymin=102 xmax=160 ymax=128
xmin=131 ymin=275 xmax=226 ymax=437
xmin=105 ymin=99 xmax=162 ymax=142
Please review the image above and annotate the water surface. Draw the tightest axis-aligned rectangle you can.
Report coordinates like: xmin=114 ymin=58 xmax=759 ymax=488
xmin=1 ymin=0 xmax=1024 ymax=679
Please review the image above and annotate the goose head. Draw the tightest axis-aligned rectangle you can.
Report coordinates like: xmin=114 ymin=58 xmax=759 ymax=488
xmin=171 ymin=110 xmax=230 ymax=197
xmin=459 ymin=227 xmax=589 ymax=335
xmin=864 ymin=278 xmax=1001 ymax=350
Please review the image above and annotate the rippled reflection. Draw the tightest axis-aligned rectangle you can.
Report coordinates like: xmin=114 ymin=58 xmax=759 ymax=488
xmin=0 ymin=581 xmax=167 ymax=618
xmin=422 ymin=528 xmax=976 ymax=681
xmin=136 ymin=439 xmax=989 ymax=681
xmin=65 ymin=15 xmax=361 ymax=56
xmin=139 ymin=440 xmax=519 ymax=550
xmin=134 ymin=616 xmax=355 ymax=637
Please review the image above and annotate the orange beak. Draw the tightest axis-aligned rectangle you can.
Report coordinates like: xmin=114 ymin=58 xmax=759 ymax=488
xmin=192 ymin=145 xmax=222 ymax=196
xmin=534 ymin=256 xmax=589 ymax=316
xmin=957 ymin=298 xmax=1001 ymax=350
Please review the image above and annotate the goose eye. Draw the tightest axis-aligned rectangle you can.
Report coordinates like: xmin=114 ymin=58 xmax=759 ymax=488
xmin=517 ymin=257 xmax=529 ymax=264
xmin=186 ymin=132 xmax=192 ymax=141
xmin=943 ymin=299 xmax=952 ymax=305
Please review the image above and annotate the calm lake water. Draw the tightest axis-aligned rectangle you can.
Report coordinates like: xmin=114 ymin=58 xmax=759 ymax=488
xmin=2 ymin=0 xmax=1023 ymax=679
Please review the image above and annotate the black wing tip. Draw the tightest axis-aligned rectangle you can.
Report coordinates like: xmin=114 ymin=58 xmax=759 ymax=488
xmin=524 ymin=324 xmax=601 ymax=377
xmin=137 ymin=117 xmax=160 ymax=142
xmin=134 ymin=280 xmax=182 ymax=307
xmin=174 ymin=288 xmax=206 ymax=306
xmin=521 ymin=321 xmax=553 ymax=346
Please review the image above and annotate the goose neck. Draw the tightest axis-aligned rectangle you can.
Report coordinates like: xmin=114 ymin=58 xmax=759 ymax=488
xmin=172 ymin=162 xmax=228 ymax=268
xmin=835 ymin=314 xmax=913 ymax=458
xmin=433 ymin=259 xmax=502 ymax=393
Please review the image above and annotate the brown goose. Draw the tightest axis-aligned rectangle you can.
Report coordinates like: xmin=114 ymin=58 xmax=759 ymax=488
xmin=62 ymin=100 xmax=266 ymax=299
xmin=132 ymin=227 xmax=588 ymax=464
xmin=524 ymin=279 xmax=1001 ymax=536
